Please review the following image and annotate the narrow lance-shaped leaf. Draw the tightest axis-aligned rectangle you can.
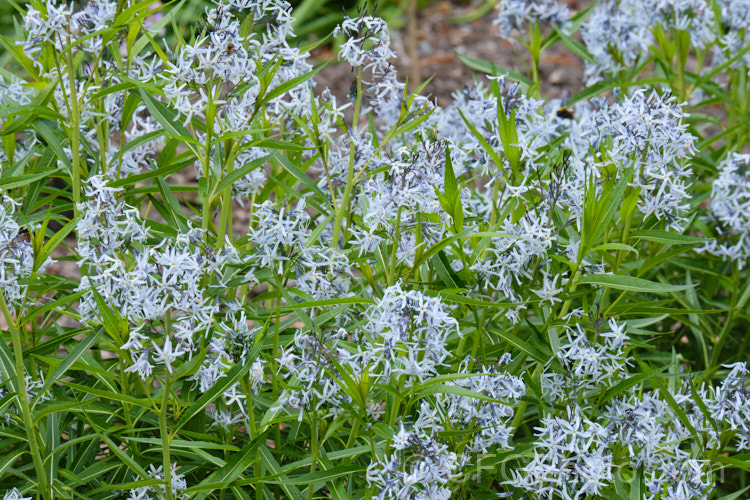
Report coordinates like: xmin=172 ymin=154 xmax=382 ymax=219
xmin=578 ymin=274 xmax=695 ymax=294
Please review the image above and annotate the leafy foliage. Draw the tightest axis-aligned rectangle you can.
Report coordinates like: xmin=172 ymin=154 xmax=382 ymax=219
xmin=0 ymin=0 xmax=749 ymax=499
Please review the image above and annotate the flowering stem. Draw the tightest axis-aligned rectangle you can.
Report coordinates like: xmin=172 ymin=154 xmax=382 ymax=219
xmin=307 ymin=409 xmax=319 ymax=500
xmin=217 ymin=145 xmax=237 ymax=248
xmin=469 ymin=305 xmax=484 ymax=360
xmin=119 ymin=358 xmax=136 ymax=454
xmin=0 ymin=293 xmax=51 ymax=500
xmin=160 ymin=371 xmax=173 ymax=500
xmin=202 ymin=187 xmax=212 ymax=236
xmin=708 ymin=262 xmax=740 ymax=376
xmin=272 ymin=276 xmax=283 ymax=450
xmin=673 ymin=29 xmax=687 ymax=102
xmin=202 ymin=93 xmax=216 ymax=238
xmin=241 ymin=376 xmax=264 ymax=500
xmin=331 ymin=67 xmax=363 ymax=248
xmin=345 ymin=418 xmax=360 ymax=450
xmin=511 ymin=363 xmax=541 ymax=432
xmin=407 ymin=0 xmax=420 ymax=90
xmin=67 ymin=54 xmax=82 ymax=210
xmin=527 ymin=21 xmax=542 ymax=99
xmin=387 ymin=207 xmax=403 ymax=287
xmin=726 ymin=69 xmax=750 ymax=152
xmin=559 ymin=263 xmax=582 ymax=320
xmin=331 ymin=156 xmax=355 ymax=249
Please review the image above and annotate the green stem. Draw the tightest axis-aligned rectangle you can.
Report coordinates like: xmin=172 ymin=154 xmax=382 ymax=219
xmin=67 ymin=53 xmax=82 ymax=210
xmin=241 ymin=377 xmax=264 ymax=500
xmin=345 ymin=418 xmax=360 ymax=451
xmin=201 ymin=86 xmax=216 ymax=238
xmin=331 ymin=158 xmax=355 ymax=249
xmin=217 ymin=170 xmax=234 ymax=248
xmin=708 ymin=263 xmax=740 ymax=374
xmin=529 ymin=22 xmax=542 ymax=99
xmin=558 ymin=264 xmax=583 ymax=320
xmin=307 ymin=410 xmax=319 ymax=500
xmin=387 ymin=208 xmax=403 ymax=287
xmin=331 ymin=67 xmax=363 ymax=248
xmin=272 ymin=277 xmax=282 ymax=450
xmin=160 ymin=371 xmax=173 ymax=500
xmin=0 ymin=293 xmax=51 ymax=500
xmin=674 ymin=29 xmax=687 ymax=102
xmin=216 ymin=136 xmax=238 ymax=248
xmin=119 ymin=358 xmax=136 ymax=455
xmin=511 ymin=363 xmax=541 ymax=432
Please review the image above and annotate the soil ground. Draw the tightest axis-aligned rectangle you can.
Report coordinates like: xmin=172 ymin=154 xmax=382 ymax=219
xmin=314 ymin=0 xmax=586 ymax=106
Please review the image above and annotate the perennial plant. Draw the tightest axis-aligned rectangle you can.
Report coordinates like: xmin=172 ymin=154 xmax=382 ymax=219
xmin=0 ymin=0 xmax=749 ymax=498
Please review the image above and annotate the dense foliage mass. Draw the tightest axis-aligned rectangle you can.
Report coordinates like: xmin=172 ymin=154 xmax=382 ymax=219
xmin=0 ymin=0 xmax=749 ymax=498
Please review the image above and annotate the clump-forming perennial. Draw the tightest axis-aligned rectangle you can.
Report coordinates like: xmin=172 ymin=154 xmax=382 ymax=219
xmin=1 ymin=0 xmax=749 ymax=498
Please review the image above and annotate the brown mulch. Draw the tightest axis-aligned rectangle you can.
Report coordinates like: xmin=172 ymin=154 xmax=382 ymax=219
xmin=313 ymin=0 xmax=586 ymax=107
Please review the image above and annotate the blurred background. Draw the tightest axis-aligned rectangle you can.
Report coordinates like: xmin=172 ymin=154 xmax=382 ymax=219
xmin=0 ymin=0 xmax=585 ymax=106
xmin=0 ymin=0 xmax=437 ymax=40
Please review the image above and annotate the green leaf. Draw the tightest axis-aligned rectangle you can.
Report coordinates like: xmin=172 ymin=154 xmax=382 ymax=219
xmin=649 ymin=373 xmax=700 ymax=442
xmin=90 ymin=289 xmax=128 ymax=348
xmin=431 ymin=291 xmax=513 ymax=309
xmin=628 ymin=229 xmax=708 ymax=246
xmin=188 ymin=432 xmax=268 ymax=497
xmin=432 ymin=250 xmax=464 ymax=289
xmin=454 ymin=52 xmax=530 ymax=85
xmin=82 ymin=414 xmax=150 ymax=481
xmin=452 ymin=195 xmax=464 ymax=232
xmin=578 ymin=274 xmax=694 ymax=294
xmin=0 ymin=330 xmax=18 ymax=395
xmin=0 ymin=34 xmax=41 ymax=79
xmin=261 ymin=465 xmax=363 ymax=486
xmin=32 ymin=331 xmax=98 ymax=407
xmin=306 ymin=212 xmax=335 ymax=249
xmin=495 ymin=97 xmax=520 ymax=173
xmin=125 ymin=436 xmax=240 ymax=451
xmin=590 ymin=171 xmax=629 ymax=250
xmin=716 ymin=485 xmax=750 ymax=500
xmin=413 ymin=231 xmax=468 ymax=269
xmin=214 ymin=154 xmax=271 ymax=194
xmin=391 ymin=105 xmax=435 ymax=138
xmin=0 ymin=105 xmax=62 ymax=123
xmin=37 ymin=214 xmax=80 ymax=271
xmin=0 ymin=168 xmax=57 ymax=191
xmin=33 ymin=120 xmax=73 ymax=174
xmin=34 ymin=400 xmax=93 ymax=421
xmin=458 ymin=108 xmax=504 ymax=170
xmin=155 ymin=176 xmax=189 ymax=232
xmin=279 ymin=297 xmax=374 ymax=311
xmin=103 ymin=478 xmax=163 ymax=491
xmin=258 ymin=63 xmax=327 ymax=106
xmin=629 ymin=466 xmax=643 ymax=500
xmin=64 ymin=380 xmax=152 ymax=409
xmin=257 ymin=447 xmax=304 ymax=500
xmin=174 ymin=361 xmax=253 ymax=433
xmin=170 ymin=345 xmax=209 ymax=381
xmin=714 ymin=454 xmax=750 ymax=472
xmin=553 ymin=26 xmax=595 ymax=64
xmin=0 ymin=449 xmax=26 ymax=478
xmin=591 ymin=242 xmax=639 ymax=257
xmin=110 ymin=151 xmax=195 ymax=188
xmin=573 ymin=76 xmax=669 ymax=104
xmin=413 ymin=384 xmax=501 ymax=403
xmin=273 ymin=153 xmax=328 ymax=208
xmin=137 ymin=88 xmax=197 ymax=146
xmin=595 ymin=366 xmax=667 ymax=409
xmin=490 ymin=328 xmax=551 ymax=366
xmin=443 ymin=145 xmax=458 ymax=204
